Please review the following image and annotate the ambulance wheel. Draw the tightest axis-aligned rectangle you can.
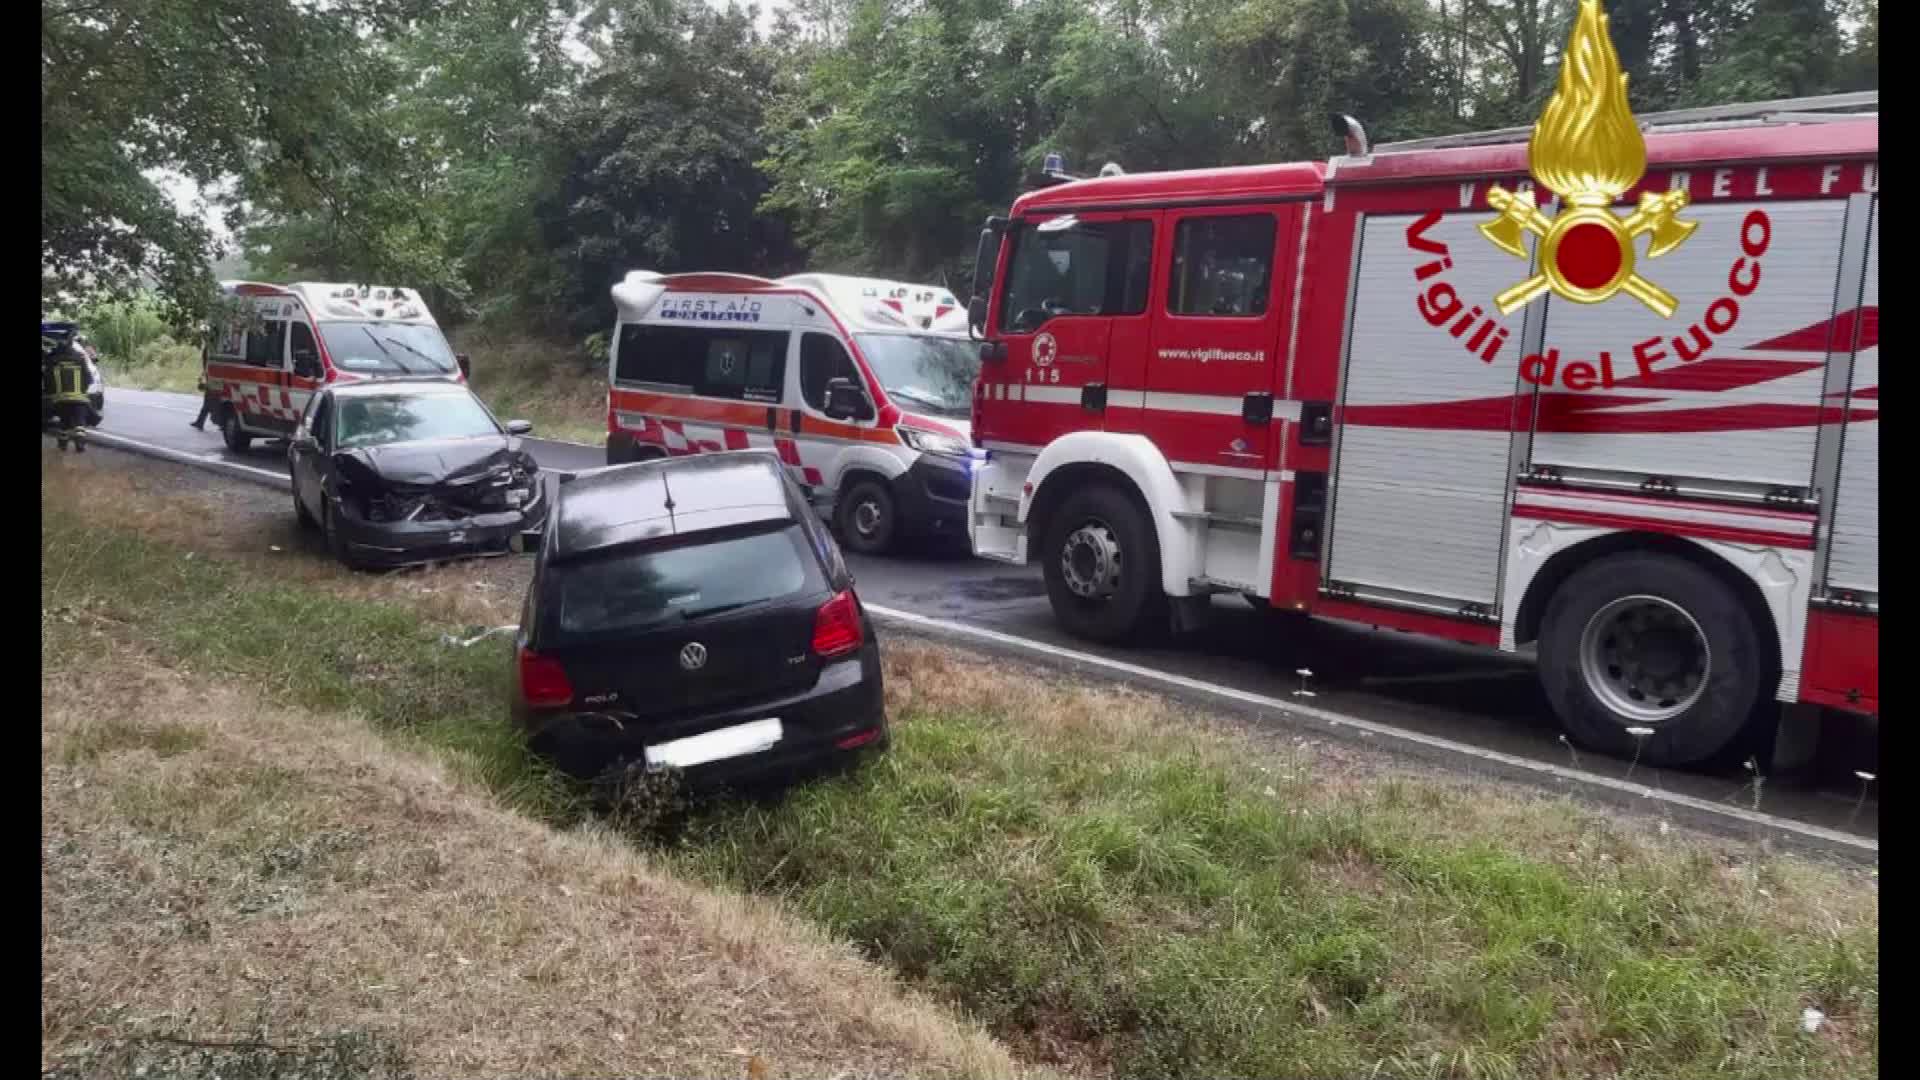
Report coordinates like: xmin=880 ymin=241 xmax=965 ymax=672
xmin=835 ymin=479 xmax=897 ymax=555
xmin=221 ymin=411 xmax=252 ymax=453
xmin=1537 ymin=552 xmax=1766 ymax=768
xmin=1042 ymin=485 xmax=1165 ymax=644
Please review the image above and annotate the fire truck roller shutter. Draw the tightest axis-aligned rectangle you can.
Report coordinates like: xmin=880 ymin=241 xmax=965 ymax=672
xmin=1022 ymin=431 xmax=1201 ymax=600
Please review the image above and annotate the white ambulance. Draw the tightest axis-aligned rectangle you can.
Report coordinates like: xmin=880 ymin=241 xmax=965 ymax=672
xmin=605 ymin=271 xmax=980 ymax=554
xmin=205 ymin=281 xmax=467 ymax=453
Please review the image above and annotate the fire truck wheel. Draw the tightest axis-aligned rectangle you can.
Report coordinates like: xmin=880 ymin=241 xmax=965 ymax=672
xmin=1538 ymin=552 xmax=1766 ymax=768
xmin=1042 ymin=485 xmax=1165 ymax=643
xmin=835 ymin=479 xmax=897 ymax=555
xmin=221 ymin=411 xmax=253 ymax=453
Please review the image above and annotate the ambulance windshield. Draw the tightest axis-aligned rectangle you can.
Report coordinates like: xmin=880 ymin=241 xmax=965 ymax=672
xmin=317 ymin=321 xmax=460 ymax=377
xmin=853 ymin=334 xmax=978 ymax=418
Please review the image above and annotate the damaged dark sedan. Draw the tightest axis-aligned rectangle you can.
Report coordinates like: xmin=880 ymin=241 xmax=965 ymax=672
xmin=290 ymin=379 xmax=547 ymax=569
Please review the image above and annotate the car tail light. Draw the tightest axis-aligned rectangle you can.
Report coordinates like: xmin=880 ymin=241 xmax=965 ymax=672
xmin=517 ymin=646 xmax=574 ymax=708
xmin=811 ymin=590 xmax=864 ymax=658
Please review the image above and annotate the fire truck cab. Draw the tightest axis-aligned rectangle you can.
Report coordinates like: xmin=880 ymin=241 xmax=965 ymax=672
xmin=967 ymin=93 xmax=1877 ymax=767
xmin=206 ymin=281 xmax=466 ymax=453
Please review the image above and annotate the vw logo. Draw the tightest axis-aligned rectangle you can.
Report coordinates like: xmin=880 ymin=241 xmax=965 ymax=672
xmin=678 ymin=641 xmax=708 ymax=671
xmin=1033 ymin=332 xmax=1058 ymax=367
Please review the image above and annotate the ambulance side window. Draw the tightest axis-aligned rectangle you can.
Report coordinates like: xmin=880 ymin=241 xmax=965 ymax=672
xmin=290 ymin=323 xmax=323 ymax=379
xmin=246 ymin=319 xmax=289 ymax=369
xmin=800 ymin=333 xmax=861 ymax=413
xmin=699 ymin=331 xmax=789 ymax=403
xmin=1167 ymin=214 xmax=1277 ymax=317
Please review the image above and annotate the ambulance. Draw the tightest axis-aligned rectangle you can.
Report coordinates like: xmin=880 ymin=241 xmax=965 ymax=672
xmin=205 ymin=281 xmax=467 ymax=453
xmin=605 ymin=271 xmax=980 ymax=554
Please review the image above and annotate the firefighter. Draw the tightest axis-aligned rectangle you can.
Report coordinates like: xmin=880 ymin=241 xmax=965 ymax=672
xmin=44 ymin=340 xmax=91 ymax=452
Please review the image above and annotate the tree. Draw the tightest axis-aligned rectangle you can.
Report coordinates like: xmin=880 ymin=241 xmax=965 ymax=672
xmin=524 ymin=0 xmax=798 ymax=333
xmin=42 ymin=0 xmax=434 ymax=323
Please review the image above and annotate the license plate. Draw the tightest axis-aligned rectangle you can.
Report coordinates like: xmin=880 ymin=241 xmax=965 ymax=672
xmin=645 ymin=718 xmax=783 ymax=770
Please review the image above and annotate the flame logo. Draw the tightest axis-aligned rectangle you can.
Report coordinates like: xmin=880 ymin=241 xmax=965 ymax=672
xmin=1478 ymin=0 xmax=1695 ymax=317
xmin=1530 ymin=0 xmax=1646 ymax=205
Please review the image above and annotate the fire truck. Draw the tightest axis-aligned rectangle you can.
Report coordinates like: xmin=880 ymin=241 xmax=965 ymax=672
xmin=964 ymin=90 xmax=1877 ymax=767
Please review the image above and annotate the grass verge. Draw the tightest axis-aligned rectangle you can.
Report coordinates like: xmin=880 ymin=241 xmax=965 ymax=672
xmin=44 ymin=452 xmax=1878 ymax=1079
xmin=449 ymin=329 xmax=607 ymax=446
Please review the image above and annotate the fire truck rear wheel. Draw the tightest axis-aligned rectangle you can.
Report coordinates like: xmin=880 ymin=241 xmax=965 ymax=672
xmin=835 ymin=479 xmax=897 ymax=555
xmin=221 ymin=411 xmax=252 ymax=453
xmin=1042 ymin=485 xmax=1164 ymax=643
xmin=1537 ymin=552 xmax=1766 ymax=768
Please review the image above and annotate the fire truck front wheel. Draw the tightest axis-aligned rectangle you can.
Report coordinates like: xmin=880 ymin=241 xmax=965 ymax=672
xmin=1537 ymin=552 xmax=1767 ymax=768
xmin=1041 ymin=485 xmax=1165 ymax=643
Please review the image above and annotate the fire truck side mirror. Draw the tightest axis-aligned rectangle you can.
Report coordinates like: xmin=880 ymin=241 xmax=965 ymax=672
xmin=967 ymin=295 xmax=988 ymax=337
xmin=978 ymin=340 xmax=1007 ymax=364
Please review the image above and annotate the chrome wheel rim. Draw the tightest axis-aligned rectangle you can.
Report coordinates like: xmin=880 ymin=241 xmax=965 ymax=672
xmin=1060 ymin=519 xmax=1123 ymax=600
xmin=1578 ymin=594 xmax=1710 ymax=724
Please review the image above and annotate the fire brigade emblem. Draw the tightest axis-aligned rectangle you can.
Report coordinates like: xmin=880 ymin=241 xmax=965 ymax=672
xmin=1479 ymin=0 xmax=1696 ymax=318
xmin=1033 ymin=332 xmax=1059 ymax=367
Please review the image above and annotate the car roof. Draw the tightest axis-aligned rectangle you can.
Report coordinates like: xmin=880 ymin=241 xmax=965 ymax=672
xmin=326 ymin=377 xmax=471 ymax=399
xmin=549 ymin=452 xmax=799 ymax=561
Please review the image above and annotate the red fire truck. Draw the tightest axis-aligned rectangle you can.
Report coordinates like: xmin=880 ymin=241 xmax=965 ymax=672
xmin=964 ymin=92 xmax=1877 ymax=767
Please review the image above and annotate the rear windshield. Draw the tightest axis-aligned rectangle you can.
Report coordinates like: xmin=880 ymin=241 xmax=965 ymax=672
xmin=552 ymin=525 xmax=815 ymax=636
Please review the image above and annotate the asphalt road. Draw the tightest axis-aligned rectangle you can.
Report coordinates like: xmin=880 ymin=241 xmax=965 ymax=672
xmin=94 ymin=386 xmax=1878 ymax=840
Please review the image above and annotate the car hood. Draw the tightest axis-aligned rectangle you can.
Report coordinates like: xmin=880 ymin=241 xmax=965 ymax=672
xmin=333 ymin=437 xmax=532 ymax=487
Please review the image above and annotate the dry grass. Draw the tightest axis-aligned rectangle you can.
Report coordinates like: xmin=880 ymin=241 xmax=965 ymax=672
xmin=41 ymin=647 xmax=1041 ymax=1079
xmin=42 ymin=448 xmax=525 ymax=629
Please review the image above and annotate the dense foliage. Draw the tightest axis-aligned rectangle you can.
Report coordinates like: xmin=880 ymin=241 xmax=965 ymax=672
xmin=44 ymin=0 xmax=1877 ymax=335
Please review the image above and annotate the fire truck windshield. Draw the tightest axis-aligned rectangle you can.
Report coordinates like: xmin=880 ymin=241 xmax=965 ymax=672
xmin=854 ymin=333 xmax=978 ymax=418
xmin=317 ymin=321 xmax=459 ymax=377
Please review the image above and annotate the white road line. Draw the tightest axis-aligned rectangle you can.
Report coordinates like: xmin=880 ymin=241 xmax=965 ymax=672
xmin=862 ymin=602 xmax=1876 ymax=857
xmin=87 ymin=431 xmax=292 ymax=489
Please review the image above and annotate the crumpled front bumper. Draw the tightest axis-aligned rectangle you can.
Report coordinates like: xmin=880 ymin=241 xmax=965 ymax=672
xmin=333 ymin=482 xmax=547 ymax=567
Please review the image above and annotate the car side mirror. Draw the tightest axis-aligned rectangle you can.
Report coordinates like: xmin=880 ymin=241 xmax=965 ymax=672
xmin=506 ymin=419 xmax=533 ymax=436
xmin=824 ymin=377 xmax=870 ymax=421
xmin=456 ymin=353 xmax=472 ymax=380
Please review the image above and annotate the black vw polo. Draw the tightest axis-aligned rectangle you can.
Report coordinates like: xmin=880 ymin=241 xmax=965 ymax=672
xmin=509 ymin=452 xmax=889 ymax=788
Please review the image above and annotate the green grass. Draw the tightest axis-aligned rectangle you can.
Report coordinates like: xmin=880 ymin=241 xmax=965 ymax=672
xmin=41 ymin=490 xmax=1877 ymax=1080
xmin=42 ymin=496 xmax=576 ymax=825
xmin=662 ymin=711 xmax=1876 ymax=1078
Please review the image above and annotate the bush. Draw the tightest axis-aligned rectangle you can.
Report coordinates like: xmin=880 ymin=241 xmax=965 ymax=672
xmin=132 ymin=335 xmax=202 ymax=370
xmin=79 ymin=297 xmax=172 ymax=363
